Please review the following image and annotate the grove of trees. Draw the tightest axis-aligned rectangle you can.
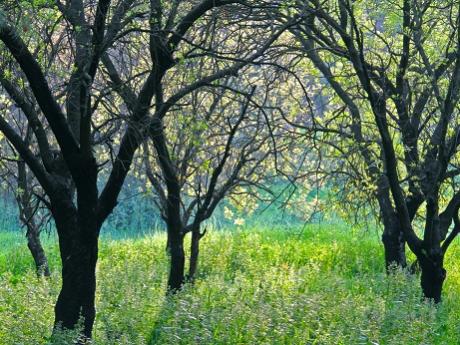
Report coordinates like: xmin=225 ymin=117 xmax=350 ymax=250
xmin=2 ymin=0 xmax=460 ymax=342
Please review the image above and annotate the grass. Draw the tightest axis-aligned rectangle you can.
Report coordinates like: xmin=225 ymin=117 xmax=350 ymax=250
xmin=1 ymin=225 xmax=460 ymax=344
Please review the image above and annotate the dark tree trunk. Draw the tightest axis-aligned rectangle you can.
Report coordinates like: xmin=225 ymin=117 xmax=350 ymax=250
xmin=26 ymin=224 xmax=50 ymax=277
xmin=151 ymin=119 xmax=186 ymax=292
xmin=17 ymin=159 xmax=50 ymax=277
xmin=167 ymin=231 xmax=185 ymax=291
xmin=381 ymin=216 xmax=407 ymax=270
xmin=52 ymin=199 xmax=100 ymax=341
xmin=416 ymin=195 xmax=447 ymax=303
xmin=377 ymin=183 xmax=407 ymax=270
xmin=188 ymin=225 xmax=202 ymax=281
xmin=419 ymin=251 xmax=446 ymax=303
xmin=54 ymin=236 xmax=98 ymax=339
xmin=50 ymin=156 xmax=100 ymax=341
xmin=165 ymin=190 xmax=185 ymax=292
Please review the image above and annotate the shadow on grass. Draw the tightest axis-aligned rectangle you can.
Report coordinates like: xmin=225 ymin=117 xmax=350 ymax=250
xmin=147 ymin=288 xmax=188 ymax=345
xmin=147 ymin=270 xmax=213 ymax=344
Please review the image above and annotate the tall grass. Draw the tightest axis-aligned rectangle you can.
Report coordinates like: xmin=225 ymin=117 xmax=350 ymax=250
xmin=0 ymin=226 xmax=459 ymax=344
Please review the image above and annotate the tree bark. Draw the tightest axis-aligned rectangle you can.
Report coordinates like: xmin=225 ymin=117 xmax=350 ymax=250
xmin=417 ymin=196 xmax=446 ymax=303
xmin=17 ymin=159 xmax=50 ymax=277
xmin=188 ymin=225 xmax=202 ymax=281
xmin=50 ymin=156 xmax=100 ymax=341
xmin=150 ymin=120 xmax=186 ymax=292
xmin=26 ymin=224 xmax=50 ymax=277
xmin=54 ymin=237 xmax=98 ymax=339
xmin=381 ymin=214 xmax=407 ymax=270
xmin=165 ymin=185 xmax=186 ymax=292
xmin=377 ymin=180 xmax=407 ymax=270
xmin=52 ymin=202 xmax=100 ymax=341
xmin=419 ymin=250 xmax=446 ymax=303
xmin=167 ymin=231 xmax=185 ymax=291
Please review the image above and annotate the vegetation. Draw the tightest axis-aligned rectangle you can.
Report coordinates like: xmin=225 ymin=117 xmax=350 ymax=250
xmin=1 ymin=225 xmax=460 ymax=345
xmin=2 ymin=0 xmax=460 ymax=343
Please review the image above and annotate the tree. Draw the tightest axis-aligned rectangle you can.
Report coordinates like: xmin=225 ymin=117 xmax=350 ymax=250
xmin=0 ymin=100 xmax=50 ymax=277
xmin=280 ymin=0 xmax=460 ymax=301
xmin=102 ymin=0 xmax=294 ymax=291
xmin=0 ymin=0 xmax=290 ymax=338
xmin=143 ymin=82 xmax=282 ymax=286
xmin=0 ymin=1 xmax=138 ymax=339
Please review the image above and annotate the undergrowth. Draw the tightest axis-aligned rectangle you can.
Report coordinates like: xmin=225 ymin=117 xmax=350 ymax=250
xmin=0 ymin=225 xmax=459 ymax=344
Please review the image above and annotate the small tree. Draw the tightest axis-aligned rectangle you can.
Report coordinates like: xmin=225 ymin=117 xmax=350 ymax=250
xmin=103 ymin=0 xmax=294 ymax=291
xmin=0 ymin=105 xmax=50 ymax=277
xmin=143 ymin=83 xmax=281 ymax=286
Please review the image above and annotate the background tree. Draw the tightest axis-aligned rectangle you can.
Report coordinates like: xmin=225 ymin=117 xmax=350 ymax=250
xmin=103 ymin=0 xmax=294 ymax=291
xmin=143 ymin=81 xmax=284 ymax=286
xmin=0 ymin=99 xmax=51 ymax=277
xmin=278 ymin=0 xmax=460 ymax=301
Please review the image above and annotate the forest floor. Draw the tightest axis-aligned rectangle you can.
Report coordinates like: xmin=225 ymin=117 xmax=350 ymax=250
xmin=1 ymin=225 xmax=460 ymax=344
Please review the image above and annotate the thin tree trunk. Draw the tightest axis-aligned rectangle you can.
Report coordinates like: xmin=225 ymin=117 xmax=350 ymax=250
xmin=150 ymin=118 xmax=186 ymax=292
xmin=17 ymin=159 xmax=50 ymax=276
xmin=188 ymin=225 xmax=202 ymax=281
xmin=26 ymin=224 xmax=50 ymax=277
xmin=165 ymin=192 xmax=185 ymax=292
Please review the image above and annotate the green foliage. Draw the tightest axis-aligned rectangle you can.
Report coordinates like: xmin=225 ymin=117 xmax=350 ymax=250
xmin=1 ymin=226 xmax=460 ymax=344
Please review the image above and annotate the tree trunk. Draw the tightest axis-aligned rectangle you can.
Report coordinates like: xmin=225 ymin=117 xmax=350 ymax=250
xmin=53 ymin=215 xmax=99 ymax=340
xmin=51 ymin=163 xmax=100 ymax=342
xmin=26 ymin=224 xmax=50 ymax=277
xmin=188 ymin=225 xmax=202 ymax=281
xmin=17 ymin=159 xmax=50 ymax=276
xmin=419 ymin=252 xmax=446 ymax=303
xmin=378 ymin=188 xmax=407 ymax=270
xmin=381 ymin=216 xmax=407 ymax=270
xmin=167 ymin=232 xmax=185 ymax=291
xmin=165 ymin=191 xmax=185 ymax=292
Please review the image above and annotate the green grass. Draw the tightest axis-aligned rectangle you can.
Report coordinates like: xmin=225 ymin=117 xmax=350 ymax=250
xmin=1 ymin=225 xmax=460 ymax=344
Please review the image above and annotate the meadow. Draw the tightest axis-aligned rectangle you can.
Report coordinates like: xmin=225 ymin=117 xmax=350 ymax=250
xmin=1 ymin=225 xmax=460 ymax=344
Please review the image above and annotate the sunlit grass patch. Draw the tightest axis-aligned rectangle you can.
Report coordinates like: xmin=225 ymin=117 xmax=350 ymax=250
xmin=0 ymin=225 xmax=459 ymax=344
